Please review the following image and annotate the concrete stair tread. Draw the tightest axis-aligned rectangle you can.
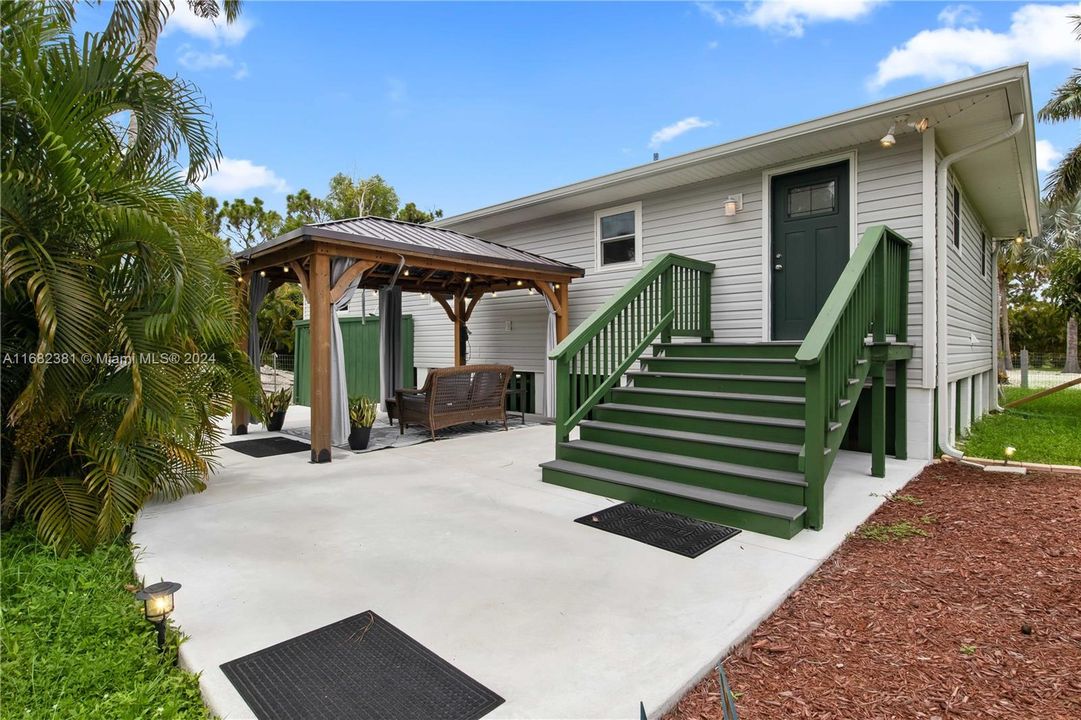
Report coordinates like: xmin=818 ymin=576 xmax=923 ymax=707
xmin=615 ymin=386 xmax=805 ymax=405
xmin=598 ymin=402 xmax=807 ymax=428
xmin=628 ymin=370 xmax=804 ymax=384
xmin=579 ymin=419 xmax=818 ymax=456
xmin=645 ymin=356 xmax=797 ymax=364
xmin=561 ymin=439 xmax=808 ymax=487
xmin=540 ymin=460 xmax=807 ymax=522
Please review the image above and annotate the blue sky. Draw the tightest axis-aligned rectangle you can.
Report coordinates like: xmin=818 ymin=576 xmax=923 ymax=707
xmin=82 ymin=1 xmax=1079 ymax=217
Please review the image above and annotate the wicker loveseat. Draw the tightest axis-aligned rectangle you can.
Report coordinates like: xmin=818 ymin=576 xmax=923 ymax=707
xmin=395 ymin=364 xmax=513 ymax=439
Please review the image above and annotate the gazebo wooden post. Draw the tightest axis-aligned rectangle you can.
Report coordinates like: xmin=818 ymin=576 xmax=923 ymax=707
xmin=232 ymin=271 xmax=252 ymax=435
xmin=308 ymin=251 xmax=333 ymax=463
xmin=555 ymin=281 xmax=570 ymax=342
xmin=453 ymin=292 xmax=466 ymax=366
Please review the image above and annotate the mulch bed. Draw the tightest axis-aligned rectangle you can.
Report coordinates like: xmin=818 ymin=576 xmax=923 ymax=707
xmin=666 ymin=462 xmax=1081 ymax=720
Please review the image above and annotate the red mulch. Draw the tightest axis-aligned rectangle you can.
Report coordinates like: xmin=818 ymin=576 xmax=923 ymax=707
xmin=665 ymin=462 xmax=1081 ymax=720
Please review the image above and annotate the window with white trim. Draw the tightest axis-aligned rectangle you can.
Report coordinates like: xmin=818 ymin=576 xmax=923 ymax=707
xmin=594 ymin=202 xmax=642 ymax=270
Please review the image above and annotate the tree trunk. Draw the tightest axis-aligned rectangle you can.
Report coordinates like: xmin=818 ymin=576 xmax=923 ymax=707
xmin=1065 ymin=315 xmax=1080 ymax=374
xmin=998 ymin=266 xmax=1012 ymax=370
xmin=127 ymin=5 xmax=161 ymax=144
xmin=1 ymin=452 xmax=25 ymax=530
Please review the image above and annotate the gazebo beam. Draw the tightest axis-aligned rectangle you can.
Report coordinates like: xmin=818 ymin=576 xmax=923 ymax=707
xmin=308 ymin=252 xmax=332 ymax=463
xmin=330 ymin=261 xmax=375 ymax=304
xmin=288 ymin=260 xmax=310 ymax=300
xmin=453 ymin=293 xmax=466 ymax=366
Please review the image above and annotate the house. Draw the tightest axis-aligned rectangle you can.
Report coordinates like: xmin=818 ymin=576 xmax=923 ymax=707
xmin=338 ymin=66 xmax=1039 ymax=537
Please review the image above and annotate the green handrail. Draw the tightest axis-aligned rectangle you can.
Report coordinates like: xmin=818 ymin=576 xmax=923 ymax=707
xmin=550 ymin=253 xmax=715 ymax=444
xmin=796 ymin=225 xmax=910 ymax=529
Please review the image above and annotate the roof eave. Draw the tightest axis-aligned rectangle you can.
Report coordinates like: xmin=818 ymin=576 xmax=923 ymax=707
xmin=435 ymin=65 xmax=1032 ymax=230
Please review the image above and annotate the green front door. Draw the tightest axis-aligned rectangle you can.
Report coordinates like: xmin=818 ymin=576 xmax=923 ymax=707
xmin=770 ymin=161 xmax=850 ymax=340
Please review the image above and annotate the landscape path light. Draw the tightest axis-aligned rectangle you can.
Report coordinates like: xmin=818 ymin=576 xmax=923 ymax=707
xmin=136 ymin=581 xmax=181 ymax=658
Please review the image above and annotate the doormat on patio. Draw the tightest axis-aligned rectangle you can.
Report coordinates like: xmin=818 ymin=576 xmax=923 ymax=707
xmin=220 ymin=611 xmax=504 ymax=720
xmin=574 ymin=503 xmax=740 ymax=558
xmin=221 ymin=436 xmax=311 ymax=458
xmin=284 ymin=418 xmax=543 ymax=453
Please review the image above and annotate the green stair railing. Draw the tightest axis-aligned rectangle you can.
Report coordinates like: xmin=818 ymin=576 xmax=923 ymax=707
xmin=796 ymin=225 xmax=911 ymax=529
xmin=550 ymin=254 xmax=715 ymax=445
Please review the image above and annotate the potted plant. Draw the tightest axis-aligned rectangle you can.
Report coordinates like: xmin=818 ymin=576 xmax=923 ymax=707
xmin=260 ymin=387 xmax=292 ymax=432
xmin=348 ymin=395 xmax=377 ymax=450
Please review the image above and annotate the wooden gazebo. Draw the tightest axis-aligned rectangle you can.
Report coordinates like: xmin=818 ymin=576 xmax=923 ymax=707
xmin=233 ymin=216 xmax=584 ymax=463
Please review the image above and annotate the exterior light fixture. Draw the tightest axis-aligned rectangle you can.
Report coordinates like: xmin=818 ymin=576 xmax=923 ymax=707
xmin=282 ymin=266 xmax=289 ymax=272
xmin=465 ymin=275 xmax=472 ymax=283
xmin=1004 ymin=446 xmax=1016 ymax=464
xmin=516 ymin=280 xmax=523 ymax=286
xmin=880 ymin=125 xmax=897 ymax=148
xmin=403 ymin=269 xmax=410 ymax=276
xmin=909 ymin=117 xmax=929 ymax=133
xmin=1014 ymin=231 xmax=1026 ymax=245
xmin=491 ymin=291 xmax=498 ymax=297
xmin=135 ymin=581 xmax=181 ymax=655
xmin=528 ymin=287 xmax=535 ymax=295
xmin=259 ymin=270 xmax=267 ymax=277
xmin=554 ymin=283 xmax=560 ymax=290
xmin=724 ymin=194 xmax=743 ymax=217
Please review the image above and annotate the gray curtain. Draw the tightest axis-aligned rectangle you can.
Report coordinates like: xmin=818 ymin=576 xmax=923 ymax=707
xmin=247 ymin=273 xmax=270 ymax=368
xmin=543 ymin=295 xmax=557 ymax=417
xmin=379 ymin=286 xmax=403 ymax=406
xmin=330 ymin=258 xmax=363 ymax=445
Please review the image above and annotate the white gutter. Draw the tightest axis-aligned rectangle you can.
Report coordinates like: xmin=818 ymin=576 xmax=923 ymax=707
xmin=936 ymin=113 xmax=1026 ymax=458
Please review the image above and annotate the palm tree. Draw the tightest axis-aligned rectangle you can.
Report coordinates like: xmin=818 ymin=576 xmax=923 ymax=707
xmin=1036 ymin=204 xmax=1081 ymax=372
xmin=105 ymin=0 xmax=244 ymax=71
xmin=1 ymin=1 xmax=260 ymax=550
xmin=1038 ymin=14 xmax=1081 ymax=207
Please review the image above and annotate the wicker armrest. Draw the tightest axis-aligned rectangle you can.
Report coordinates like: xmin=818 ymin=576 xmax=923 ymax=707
xmin=396 ymin=388 xmax=425 ymax=396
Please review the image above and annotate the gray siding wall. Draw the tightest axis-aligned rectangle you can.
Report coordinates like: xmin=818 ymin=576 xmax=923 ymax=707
xmin=351 ymin=135 xmax=927 ymax=389
xmin=944 ymin=170 xmax=995 ymax=381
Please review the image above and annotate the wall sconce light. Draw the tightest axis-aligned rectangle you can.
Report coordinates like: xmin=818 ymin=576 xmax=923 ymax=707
xmin=724 ymin=194 xmax=743 ymax=217
xmin=1014 ymin=231 xmax=1026 ymax=245
xmin=136 ymin=581 xmax=181 ymax=655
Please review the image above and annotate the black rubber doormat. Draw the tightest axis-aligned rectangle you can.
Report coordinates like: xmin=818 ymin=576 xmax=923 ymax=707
xmin=221 ymin=436 xmax=310 ymax=458
xmin=220 ymin=611 xmax=504 ymax=720
xmin=575 ymin=503 xmax=740 ymax=558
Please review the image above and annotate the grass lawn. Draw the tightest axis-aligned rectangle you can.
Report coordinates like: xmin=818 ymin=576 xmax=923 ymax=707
xmin=960 ymin=386 xmax=1081 ymax=466
xmin=1 ymin=524 xmax=211 ymax=720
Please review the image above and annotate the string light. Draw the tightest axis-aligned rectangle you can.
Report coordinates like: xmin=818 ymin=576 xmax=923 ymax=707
xmin=259 ymin=270 xmax=266 ymax=277
xmin=464 ymin=275 xmax=472 ymax=283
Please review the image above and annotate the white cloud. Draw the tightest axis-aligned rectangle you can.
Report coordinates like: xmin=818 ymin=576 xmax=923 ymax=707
xmin=1036 ymin=139 xmax=1064 ymax=173
xmin=937 ymin=4 xmax=979 ymax=27
xmin=177 ymin=46 xmax=233 ymax=71
xmin=232 ymin=63 xmax=249 ymax=80
xmin=163 ymin=2 xmax=252 ymax=45
xmin=702 ymin=0 xmax=883 ymax=37
xmin=650 ymin=117 xmax=714 ymax=148
xmin=199 ymin=157 xmax=288 ymax=196
xmin=871 ymin=3 xmax=1081 ymax=89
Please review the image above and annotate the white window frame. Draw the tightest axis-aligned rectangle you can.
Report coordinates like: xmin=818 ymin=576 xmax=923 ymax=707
xmin=594 ymin=201 xmax=643 ymax=272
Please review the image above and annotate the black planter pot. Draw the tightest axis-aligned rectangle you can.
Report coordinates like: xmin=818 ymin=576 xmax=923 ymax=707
xmin=348 ymin=426 xmax=372 ymax=451
xmin=266 ymin=411 xmax=286 ymax=432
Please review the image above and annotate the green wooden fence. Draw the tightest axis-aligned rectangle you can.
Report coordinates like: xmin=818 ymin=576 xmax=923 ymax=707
xmin=293 ymin=315 xmax=414 ymax=405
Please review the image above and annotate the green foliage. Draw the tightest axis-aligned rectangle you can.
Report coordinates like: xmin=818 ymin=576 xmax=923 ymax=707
xmin=259 ymin=387 xmax=292 ymax=419
xmin=1009 ymin=297 xmax=1067 ymax=354
xmin=219 ymin=196 xmax=282 ymax=251
xmin=1037 ymin=14 xmax=1081 ymax=206
xmin=857 ymin=520 xmax=930 ymax=542
xmin=1047 ymin=246 xmax=1081 ymax=318
xmin=349 ymin=395 xmax=377 ymax=429
xmin=0 ymin=2 xmax=262 ymax=551
xmin=257 ymin=284 xmax=303 ymax=354
xmin=0 ymin=523 xmax=211 ymax=719
xmin=961 ymin=387 xmax=1081 ymax=465
xmin=278 ymin=173 xmax=442 ymax=233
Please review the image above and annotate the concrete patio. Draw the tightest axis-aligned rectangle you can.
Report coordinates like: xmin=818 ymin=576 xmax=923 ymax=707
xmin=133 ymin=407 xmax=927 ymax=720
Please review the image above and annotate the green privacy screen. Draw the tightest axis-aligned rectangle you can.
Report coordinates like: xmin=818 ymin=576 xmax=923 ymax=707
xmin=293 ymin=315 xmax=415 ymax=405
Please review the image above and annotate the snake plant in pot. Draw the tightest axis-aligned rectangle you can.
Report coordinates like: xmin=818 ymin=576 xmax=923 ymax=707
xmin=349 ymin=396 xmax=378 ymax=450
xmin=260 ymin=387 xmax=292 ymax=432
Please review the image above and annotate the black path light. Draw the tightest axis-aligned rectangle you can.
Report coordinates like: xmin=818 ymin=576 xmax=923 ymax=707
xmin=136 ymin=581 xmax=181 ymax=657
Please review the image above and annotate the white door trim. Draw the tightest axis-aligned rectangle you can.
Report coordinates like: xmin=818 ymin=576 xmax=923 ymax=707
xmin=760 ymin=150 xmax=859 ymax=341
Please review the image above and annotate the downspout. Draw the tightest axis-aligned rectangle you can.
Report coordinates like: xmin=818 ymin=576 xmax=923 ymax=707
xmin=936 ymin=113 xmax=1025 ymax=458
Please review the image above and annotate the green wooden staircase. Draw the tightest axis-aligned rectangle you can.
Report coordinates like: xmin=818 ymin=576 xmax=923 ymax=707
xmin=540 ymin=227 xmax=913 ymax=539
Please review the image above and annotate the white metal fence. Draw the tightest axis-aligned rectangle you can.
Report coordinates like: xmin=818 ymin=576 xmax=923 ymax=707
xmin=1002 ymin=350 xmax=1080 ymax=390
xmin=260 ymin=352 xmax=294 ymax=392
